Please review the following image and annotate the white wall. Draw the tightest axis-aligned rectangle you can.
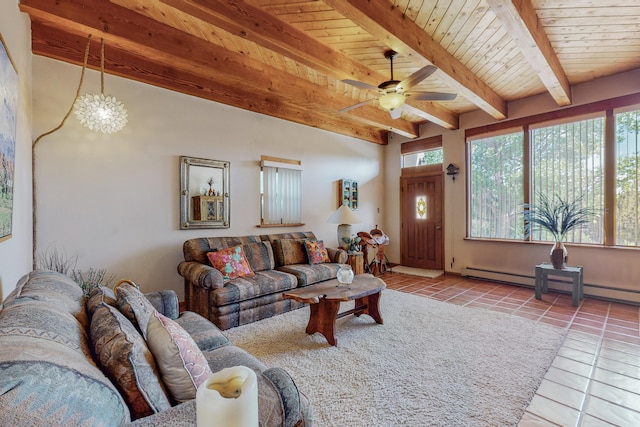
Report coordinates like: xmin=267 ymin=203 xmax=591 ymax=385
xmin=0 ymin=1 xmax=34 ymax=299
xmin=32 ymin=56 xmax=385 ymax=298
xmin=385 ymin=68 xmax=640 ymax=303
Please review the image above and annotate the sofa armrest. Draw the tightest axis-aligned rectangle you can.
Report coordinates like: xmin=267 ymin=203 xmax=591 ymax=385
xmin=327 ymin=247 xmax=347 ymax=264
xmin=144 ymin=290 xmax=179 ymax=320
xmin=177 ymin=260 xmax=224 ymax=290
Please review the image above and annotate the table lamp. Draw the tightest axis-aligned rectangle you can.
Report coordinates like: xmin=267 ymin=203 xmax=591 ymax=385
xmin=327 ymin=205 xmax=362 ymax=250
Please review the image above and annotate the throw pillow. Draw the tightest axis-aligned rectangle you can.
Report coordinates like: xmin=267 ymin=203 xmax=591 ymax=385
xmin=272 ymin=238 xmax=309 ymax=266
xmin=206 ymin=245 xmax=255 ymax=282
xmin=116 ymin=282 xmax=158 ymax=339
xmin=146 ymin=310 xmax=212 ymax=402
xmin=242 ymin=241 xmax=275 ymax=272
xmin=90 ymin=303 xmax=172 ymax=419
xmin=304 ymin=239 xmax=330 ymax=264
xmin=86 ymin=285 xmax=117 ymax=319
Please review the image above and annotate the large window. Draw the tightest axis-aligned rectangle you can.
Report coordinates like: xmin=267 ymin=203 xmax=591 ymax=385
xmin=469 ymin=131 xmax=524 ymax=239
xmin=467 ymin=97 xmax=640 ymax=247
xmin=616 ymin=109 xmax=640 ymax=246
xmin=530 ymin=117 xmax=604 ymax=244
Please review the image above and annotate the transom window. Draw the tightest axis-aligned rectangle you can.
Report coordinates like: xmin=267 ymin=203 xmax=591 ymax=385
xmin=403 ymin=148 xmax=443 ymax=168
xmin=401 ymin=135 xmax=443 ymax=168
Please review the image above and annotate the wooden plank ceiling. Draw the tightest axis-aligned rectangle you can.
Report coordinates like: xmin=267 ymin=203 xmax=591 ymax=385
xmin=20 ymin=0 xmax=640 ymax=145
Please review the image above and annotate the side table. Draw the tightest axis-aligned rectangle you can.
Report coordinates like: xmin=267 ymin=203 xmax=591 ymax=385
xmin=346 ymin=252 xmax=364 ymax=275
xmin=535 ymin=263 xmax=584 ymax=306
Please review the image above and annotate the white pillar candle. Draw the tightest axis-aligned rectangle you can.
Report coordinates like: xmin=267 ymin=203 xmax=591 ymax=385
xmin=196 ymin=366 xmax=259 ymax=427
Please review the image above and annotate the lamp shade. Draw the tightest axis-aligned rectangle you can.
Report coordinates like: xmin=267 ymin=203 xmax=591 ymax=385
xmin=327 ymin=205 xmax=362 ymax=225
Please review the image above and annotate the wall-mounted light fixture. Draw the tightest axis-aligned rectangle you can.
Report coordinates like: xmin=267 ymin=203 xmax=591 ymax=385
xmin=446 ymin=163 xmax=460 ymax=181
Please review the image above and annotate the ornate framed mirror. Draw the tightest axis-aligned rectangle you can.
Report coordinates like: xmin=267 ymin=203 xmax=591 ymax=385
xmin=180 ymin=156 xmax=230 ymax=229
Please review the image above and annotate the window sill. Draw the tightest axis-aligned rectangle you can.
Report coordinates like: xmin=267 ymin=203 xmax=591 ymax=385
xmin=257 ymin=223 xmax=305 ymax=228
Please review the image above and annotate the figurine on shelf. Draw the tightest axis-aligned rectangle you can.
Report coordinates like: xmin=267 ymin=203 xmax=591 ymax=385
xmin=207 ymin=177 xmax=215 ymax=196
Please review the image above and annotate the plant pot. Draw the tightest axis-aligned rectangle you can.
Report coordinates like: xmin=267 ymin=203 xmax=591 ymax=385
xmin=550 ymin=241 xmax=568 ymax=269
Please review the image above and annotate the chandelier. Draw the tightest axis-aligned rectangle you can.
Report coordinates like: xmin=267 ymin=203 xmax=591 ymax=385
xmin=74 ymin=38 xmax=127 ymax=134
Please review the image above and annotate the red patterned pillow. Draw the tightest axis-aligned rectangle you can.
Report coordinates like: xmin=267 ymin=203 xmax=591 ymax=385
xmin=206 ymin=245 xmax=255 ymax=282
xmin=305 ymin=239 xmax=330 ymax=264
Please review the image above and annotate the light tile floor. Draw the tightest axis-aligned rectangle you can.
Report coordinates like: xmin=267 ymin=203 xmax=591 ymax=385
xmin=383 ymin=272 xmax=640 ymax=427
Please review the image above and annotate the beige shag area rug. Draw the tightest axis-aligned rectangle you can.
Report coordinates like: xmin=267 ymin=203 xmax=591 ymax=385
xmin=392 ymin=265 xmax=444 ymax=278
xmin=225 ymin=289 xmax=566 ymax=427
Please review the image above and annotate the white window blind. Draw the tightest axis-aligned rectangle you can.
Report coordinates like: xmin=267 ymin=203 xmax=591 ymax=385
xmin=261 ymin=159 xmax=302 ymax=225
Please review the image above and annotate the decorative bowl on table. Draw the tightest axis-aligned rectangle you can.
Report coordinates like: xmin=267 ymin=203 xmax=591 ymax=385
xmin=336 ymin=265 xmax=354 ymax=286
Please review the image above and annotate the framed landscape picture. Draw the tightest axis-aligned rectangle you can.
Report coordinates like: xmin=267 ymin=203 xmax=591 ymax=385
xmin=0 ymin=34 xmax=18 ymax=242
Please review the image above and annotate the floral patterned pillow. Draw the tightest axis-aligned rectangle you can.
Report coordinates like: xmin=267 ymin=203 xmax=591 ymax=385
xmin=207 ymin=245 xmax=255 ymax=282
xmin=304 ymin=239 xmax=330 ymax=264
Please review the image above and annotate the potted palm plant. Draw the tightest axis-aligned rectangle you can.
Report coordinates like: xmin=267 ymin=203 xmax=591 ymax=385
xmin=524 ymin=193 xmax=592 ymax=269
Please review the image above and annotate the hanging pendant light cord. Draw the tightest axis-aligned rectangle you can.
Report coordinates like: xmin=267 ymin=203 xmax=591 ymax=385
xmin=32 ymin=34 xmax=92 ymax=266
xmin=33 ymin=34 xmax=92 ymax=145
xmin=100 ymin=38 xmax=105 ymax=95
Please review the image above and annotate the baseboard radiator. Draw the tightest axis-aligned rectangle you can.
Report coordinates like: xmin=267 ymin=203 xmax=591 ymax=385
xmin=461 ymin=266 xmax=640 ymax=305
xmin=460 ymin=267 xmax=535 ymax=287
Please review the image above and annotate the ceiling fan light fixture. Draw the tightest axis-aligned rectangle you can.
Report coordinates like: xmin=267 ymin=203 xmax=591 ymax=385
xmin=378 ymin=92 xmax=405 ymax=110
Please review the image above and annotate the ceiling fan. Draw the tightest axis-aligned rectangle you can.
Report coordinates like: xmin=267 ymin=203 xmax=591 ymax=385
xmin=340 ymin=50 xmax=456 ymax=119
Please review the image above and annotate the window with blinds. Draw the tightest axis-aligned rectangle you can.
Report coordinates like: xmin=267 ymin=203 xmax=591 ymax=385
xmin=531 ymin=117 xmax=604 ymax=244
xmin=468 ymin=131 xmax=524 ymax=240
xmin=466 ymin=100 xmax=640 ymax=247
xmin=260 ymin=157 xmax=303 ymax=226
xmin=616 ymin=109 xmax=640 ymax=246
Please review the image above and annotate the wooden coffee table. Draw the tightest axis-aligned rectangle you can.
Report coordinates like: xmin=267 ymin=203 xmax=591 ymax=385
xmin=283 ymin=274 xmax=385 ymax=346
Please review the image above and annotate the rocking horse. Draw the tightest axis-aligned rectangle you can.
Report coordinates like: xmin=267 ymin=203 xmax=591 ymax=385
xmin=357 ymin=225 xmax=391 ymax=276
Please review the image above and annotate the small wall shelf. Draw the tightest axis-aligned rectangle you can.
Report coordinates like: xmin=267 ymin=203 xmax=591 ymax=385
xmin=192 ymin=195 xmax=224 ymax=221
xmin=338 ymin=179 xmax=358 ymax=210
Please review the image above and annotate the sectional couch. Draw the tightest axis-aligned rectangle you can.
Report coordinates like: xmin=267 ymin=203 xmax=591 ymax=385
xmin=0 ymin=270 xmax=310 ymax=426
xmin=178 ymin=231 xmax=348 ymax=330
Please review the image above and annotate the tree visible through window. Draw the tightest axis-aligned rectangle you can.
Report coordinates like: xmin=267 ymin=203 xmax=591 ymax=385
xmin=402 ymin=148 xmax=443 ymax=167
xmin=469 ymin=132 xmax=524 ymax=239
xmin=468 ymin=106 xmax=639 ymax=247
xmin=531 ymin=118 xmax=604 ymax=244
xmin=616 ymin=109 xmax=640 ymax=246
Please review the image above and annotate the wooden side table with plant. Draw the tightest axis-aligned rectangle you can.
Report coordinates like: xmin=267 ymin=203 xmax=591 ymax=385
xmin=346 ymin=251 xmax=364 ymax=275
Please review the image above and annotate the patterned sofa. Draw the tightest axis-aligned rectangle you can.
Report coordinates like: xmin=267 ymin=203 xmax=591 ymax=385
xmin=0 ymin=270 xmax=310 ymax=426
xmin=178 ymin=231 xmax=348 ymax=330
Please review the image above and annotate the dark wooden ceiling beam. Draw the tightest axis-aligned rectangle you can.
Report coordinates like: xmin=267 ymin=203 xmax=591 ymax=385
xmin=20 ymin=0 xmax=419 ymax=141
xmin=28 ymin=21 xmax=389 ymax=144
xmin=157 ymin=0 xmax=445 ymax=131
xmin=324 ymin=0 xmax=508 ymax=120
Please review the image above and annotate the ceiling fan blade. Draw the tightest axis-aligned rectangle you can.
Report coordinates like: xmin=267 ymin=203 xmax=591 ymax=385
xmin=396 ymin=65 xmax=438 ymax=92
xmin=342 ymin=79 xmax=379 ymax=91
xmin=339 ymin=99 xmax=374 ymax=113
xmin=388 ymin=107 xmax=403 ymax=120
xmin=406 ymin=91 xmax=457 ymax=101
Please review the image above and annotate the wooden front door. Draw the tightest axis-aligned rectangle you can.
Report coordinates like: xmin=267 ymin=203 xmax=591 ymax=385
xmin=400 ymin=174 xmax=443 ymax=270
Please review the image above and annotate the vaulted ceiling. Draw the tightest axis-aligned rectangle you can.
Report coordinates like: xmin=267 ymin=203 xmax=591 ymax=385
xmin=20 ymin=0 xmax=640 ymax=145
